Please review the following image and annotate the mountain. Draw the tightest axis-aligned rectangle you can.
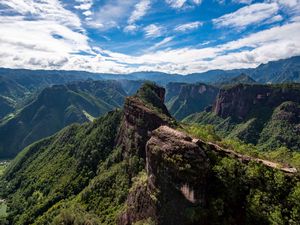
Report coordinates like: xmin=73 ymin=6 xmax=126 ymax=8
xmin=219 ymin=73 xmax=257 ymax=86
xmin=0 ymin=80 xmax=128 ymax=159
xmin=1 ymin=83 xmax=300 ymax=225
xmin=251 ymin=56 xmax=300 ymax=83
xmin=0 ymin=96 xmax=15 ymax=119
xmin=166 ymin=83 xmax=219 ymax=120
xmin=1 ymin=56 xmax=300 ymax=89
xmin=184 ymin=83 xmax=300 ymax=150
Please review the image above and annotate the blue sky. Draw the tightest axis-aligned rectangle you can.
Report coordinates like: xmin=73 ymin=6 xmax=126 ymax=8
xmin=0 ymin=0 xmax=299 ymax=74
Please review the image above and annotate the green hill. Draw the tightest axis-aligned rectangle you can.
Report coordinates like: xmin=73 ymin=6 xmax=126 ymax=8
xmin=0 ymin=80 xmax=127 ymax=159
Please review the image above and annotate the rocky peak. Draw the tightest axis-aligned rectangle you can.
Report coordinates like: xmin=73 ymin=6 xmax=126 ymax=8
xmin=117 ymin=83 xmax=174 ymax=159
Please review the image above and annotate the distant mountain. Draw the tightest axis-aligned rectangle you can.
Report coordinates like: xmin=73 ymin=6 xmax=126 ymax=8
xmin=251 ymin=56 xmax=300 ymax=83
xmin=0 ymin=96 xmax=15 ymax=118
xmin=184 ymin=83 xmax=300 ymax=150
xmin=0 ymin=80 xmax=128 ymax=158
xmin=1 ymin=56 xmax=300 ymax=88
xmin=166 ymin=82 xmax=219 ymax=120
xmin=219 ymin=73 xmax=257 ymax=86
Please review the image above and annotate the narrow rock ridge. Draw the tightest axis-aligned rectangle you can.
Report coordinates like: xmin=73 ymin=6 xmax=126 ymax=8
xmin=194 ymin=138 xmax=297 ymax=174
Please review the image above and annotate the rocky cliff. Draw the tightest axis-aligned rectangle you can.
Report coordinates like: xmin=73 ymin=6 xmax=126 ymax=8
xmin=166 ymin=82 xmax=219 ymax=120
xmin=119 ymin=126 xmax=209 ymax=225
xmin=213 ymin=84 xmax=300 ymax=121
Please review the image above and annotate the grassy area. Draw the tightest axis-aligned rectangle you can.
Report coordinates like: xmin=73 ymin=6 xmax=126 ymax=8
xmin=0 ymin=201 xmax=7 ymax=219
xmin=0 ymin=160 xmax=9 ymax=177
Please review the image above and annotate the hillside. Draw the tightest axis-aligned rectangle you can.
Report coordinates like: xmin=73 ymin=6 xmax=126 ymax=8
xmin=1 ymin=83 xmax=300 ymax=225
xmin=0 ymin=80 xmax=127 ymax=159
xmin=166 ymin=83 xmax=219 ymax=120
xmin=184 ymin=83 xmax=300 ymax=151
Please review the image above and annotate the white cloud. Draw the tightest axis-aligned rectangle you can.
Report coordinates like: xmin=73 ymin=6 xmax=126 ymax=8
xmin=166 ymin=0 xmax=187 ymax=8
xmin=165 ymin=0 xmax=202 ymax=9
xmin=89 ymin=0 xmax=138 ymax=30
xmin=0 ymin=0 xmax=82 ymax=28
xmin=213 ymin=3 xmax=280 ymax=29
xmin=83 ymin=10 xmax=92 ymax=17
xmin=148 ymin=36 xmax=174 ymax=51
xmin=0 ymin=0 xmax=300 ymax=75
xmin=175 ymin=21 xmax=203 ymax=32
xmin=143 ymin=24 xmax=163 ymax=38
xmin=233 ymin=0 xmax=253 ymax=4
xmin=128 ymin=0 xmax=151 ymax=24
xmin=124 ymin=24 xmax=138 ymax=33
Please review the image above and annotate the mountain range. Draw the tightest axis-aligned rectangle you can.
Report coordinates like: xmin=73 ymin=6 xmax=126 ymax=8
xmin=1 ymin=83 xmax=299 ymax=225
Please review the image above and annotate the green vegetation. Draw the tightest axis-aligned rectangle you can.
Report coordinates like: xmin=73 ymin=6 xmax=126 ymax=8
xmin=0 ymin=160 xmax=9 ymax=177
xmin=2 ymin=83 xmax=300 ymax=225
xmin=205 ymin=155 xmax=300 ymax=225
xmin=183 ymin=83 xmax=300 ymax=151
xmin=183 ymin=123 xmax=300 ymax=171
xmin=0 ymin=80 xmax=128 ymax=159
xmin=0 ymin=110 xmax=126 ymax=225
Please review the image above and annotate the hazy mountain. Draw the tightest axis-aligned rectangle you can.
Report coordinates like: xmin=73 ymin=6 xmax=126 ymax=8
xmin=1 ymin=83 xmax=299 ymax=225
xmin=1 ymin=56 xmax=300 ymax=88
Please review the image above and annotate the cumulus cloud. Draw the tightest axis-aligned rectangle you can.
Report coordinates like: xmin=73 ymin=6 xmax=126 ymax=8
xmin=213 ymin=3 xmax=280 ymax=29
xmin=175 ymin=21 xmax=203 ymax=32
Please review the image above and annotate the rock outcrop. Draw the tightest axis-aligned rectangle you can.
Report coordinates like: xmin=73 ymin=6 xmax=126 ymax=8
xmin=213 ymin=84 xmax=300 ymax=121
xmin=117 ymin=82 xmax=174 ymax=158
xmin=119 ymin=126 xmax=209 ymax=225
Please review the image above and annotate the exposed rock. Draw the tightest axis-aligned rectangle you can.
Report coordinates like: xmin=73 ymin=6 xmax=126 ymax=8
xmin=117 ymin=83 xmax=173 ymax=159
xmin=119 ymin=125 xmax=209 ymax=225
xmin=213 ymin=84 xmax=300 ymax=121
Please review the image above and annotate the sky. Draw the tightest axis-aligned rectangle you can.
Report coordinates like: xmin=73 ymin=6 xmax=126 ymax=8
xmin=0 ymin=0 xmax=300 ymax=74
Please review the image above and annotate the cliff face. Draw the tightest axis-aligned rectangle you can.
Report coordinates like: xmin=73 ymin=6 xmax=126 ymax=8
xmin=166 ymin=82 xmax=219 ymax=120
xmin=119 ymin=126 xmax=209 ymax=225
xmin=117 ymin=82 xmax=173 ymax=158
xmin=213 ymin=84 xmax=300 ymax=121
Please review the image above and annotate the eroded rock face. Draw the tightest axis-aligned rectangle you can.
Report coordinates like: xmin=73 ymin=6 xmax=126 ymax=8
xmin=146 ymin=126 xmax=209 ymax=204
xmin=117 ymin=84 xmax=173 ymax=159
xmin=119 ymin=126 xmax=209 ymax=225
xmin=213 ymin=84 xmax=300 ymax=121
